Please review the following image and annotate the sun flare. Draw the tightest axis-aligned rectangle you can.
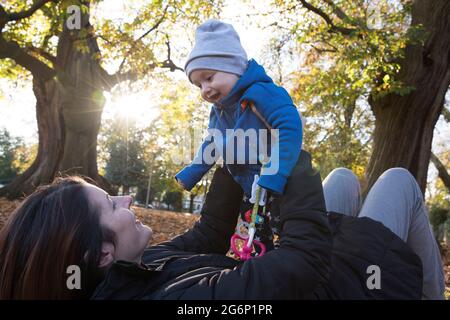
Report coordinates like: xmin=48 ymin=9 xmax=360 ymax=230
xmin=107 ymin=93 xmax=159 ymax=125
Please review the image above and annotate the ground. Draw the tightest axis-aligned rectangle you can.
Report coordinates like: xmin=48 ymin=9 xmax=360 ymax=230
xmin=0 ymin=197 xmax=449 ymax=299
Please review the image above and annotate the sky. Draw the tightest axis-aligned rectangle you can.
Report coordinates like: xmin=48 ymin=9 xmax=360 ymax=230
xmin=0 ymin=0 xmax=448 ymax=198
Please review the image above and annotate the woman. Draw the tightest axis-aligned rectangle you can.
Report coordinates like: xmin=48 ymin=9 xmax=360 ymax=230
xmin=0 ymin=151 xmax=444 ymax=299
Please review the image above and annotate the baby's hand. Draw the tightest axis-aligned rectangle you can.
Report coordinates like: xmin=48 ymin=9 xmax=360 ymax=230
xmin=175 ymin=177 xmax=186 ymax=190
xmin=249 ymin=175 xmax=267 ymax=206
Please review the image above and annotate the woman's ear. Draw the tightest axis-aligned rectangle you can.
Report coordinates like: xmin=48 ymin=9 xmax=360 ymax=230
xmin=99 ymin=242 xmax=115 ymax=268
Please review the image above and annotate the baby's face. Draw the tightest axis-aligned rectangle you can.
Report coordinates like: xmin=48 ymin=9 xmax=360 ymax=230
xmin=190 ymin=69 xmax=239 ymax=104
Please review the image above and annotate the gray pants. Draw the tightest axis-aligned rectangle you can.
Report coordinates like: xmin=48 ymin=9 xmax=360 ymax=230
xmin=323 ymin=167 xmax=445 ymax=300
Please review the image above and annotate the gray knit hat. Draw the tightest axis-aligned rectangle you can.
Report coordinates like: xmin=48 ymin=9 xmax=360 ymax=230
xmin=185 ymin=19 xmax=248 ymax=82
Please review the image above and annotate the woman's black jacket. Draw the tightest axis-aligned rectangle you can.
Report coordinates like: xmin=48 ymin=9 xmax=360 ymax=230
xmin=91 ymin=152 xmax=422 ymax=299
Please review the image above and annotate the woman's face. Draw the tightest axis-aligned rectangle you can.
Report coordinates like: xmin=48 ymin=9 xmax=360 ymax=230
xmin=84 ymin=184 xmax=153 ymax=265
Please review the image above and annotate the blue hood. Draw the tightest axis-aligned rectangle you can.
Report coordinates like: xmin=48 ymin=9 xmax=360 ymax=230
xmin=215 ymin=59 xmax=273 ymax=110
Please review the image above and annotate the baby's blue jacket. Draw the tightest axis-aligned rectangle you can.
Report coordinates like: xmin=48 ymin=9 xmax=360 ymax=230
xmin=175 ymin=59 xmax=302 ymax=197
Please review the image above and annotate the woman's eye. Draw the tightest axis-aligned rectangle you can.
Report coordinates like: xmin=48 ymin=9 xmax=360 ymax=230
xmin=207 ymin=75 xmax=213 ymax=81
xmin=112 ymin=201 xmax=117 ymax=210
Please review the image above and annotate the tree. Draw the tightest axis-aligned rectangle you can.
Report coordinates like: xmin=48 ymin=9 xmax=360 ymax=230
xmin=11 ymin=142 xmax=38 ymax=175
xmin=365 ymin=0 xmax=450 ymax=195
xmin=431 ymin=152 xmax=450 ymax=194
xmin=429 ymin=206 xmax=448 ymax=234
xmin=187 ymin=173 xmax=213 ymax=213
xmin=265 ymin=0 xmax=450 ymax=194
xmin=103 ymin=117 xmax=147 ymax=195
xmin=0 ymin=129 xmax=21 ymax=183
xmin=0 ymin=0 xmax=221 ymax=199
xmin=163 ymin=190 xmax=182 ymax=212
xmin=427 ymin=159 xmax=450 ymax=243
xmin=155 ymin=80 xmax=212 ymax=212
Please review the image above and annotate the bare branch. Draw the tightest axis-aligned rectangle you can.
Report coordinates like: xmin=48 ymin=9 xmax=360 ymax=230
xmin=117 ymin=5 xmax=169 ymax=74
xmin=134 ymin=6 xmax=168 ymax=44
xmin=103 ymin=35 xmax=183 ymax=90
xmin=322 ymin=0 xmax=368 ymax=30
xmin=105 ymin=37 xmax=183 ymax=90
xmin=7 ymin=0 xmax=55 ymax=22
xmin=25 ymin=45 xmax=57 ymax=65
xmin=0 ymin=37 xmax=55 ymax=80
xmin=96 ymin=34 xmax=116 ymax=46
xmin=299 ymin=0 xmax=357 ymax=35
xmin=310 ymin=43 xmax=337 ymax=53
xmin=430 ymin=152 xmax=450 ymax=193
xmin=158 ymin=36 xmax=183 ymax=72
xmin=100 ymin=69 xmax=140 ymax=90
xmin=321 ymin=39 xmax=338 ymax=51
xmin=158 ymin=59 xmax=183 ymax=72
xmin=321 ymin=0 xmax=353 ymax=24
xmin=97 ymin=5 xmax=186 ymax=90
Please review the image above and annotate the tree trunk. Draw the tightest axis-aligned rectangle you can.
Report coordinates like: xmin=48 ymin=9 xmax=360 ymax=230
xmin=122 ymin=185 xmax=130 ymax=195
xmin=0 ymin=4 xmax=114 ymax=199
xmin=56 ymin=22 xmax=104 ymax=177
xmin=189 ymin=193 xmax=195 ymax=213
xmin=430 ymin=152 xmax=450 ymax=193
xmin=365 ymin=0 xmax=450 ymax=196
xmin=0 ymin=78 xmax=64 ymax=198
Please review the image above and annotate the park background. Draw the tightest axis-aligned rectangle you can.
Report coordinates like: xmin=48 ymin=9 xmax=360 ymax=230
xmin=0 ymin=0 xmax=448 ymax=297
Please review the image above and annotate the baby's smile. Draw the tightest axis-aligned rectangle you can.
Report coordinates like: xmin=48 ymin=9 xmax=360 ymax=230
xmin=208 ymin=92 xmax=221 ymax=102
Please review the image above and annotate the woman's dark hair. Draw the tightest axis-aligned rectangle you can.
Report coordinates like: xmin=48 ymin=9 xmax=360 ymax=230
xmin=0 ymin=176 xmax=116 ymax=299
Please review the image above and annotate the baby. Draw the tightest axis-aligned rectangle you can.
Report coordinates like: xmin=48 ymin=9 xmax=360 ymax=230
xmin=175 ymin=19 xmax=303 ymax=251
